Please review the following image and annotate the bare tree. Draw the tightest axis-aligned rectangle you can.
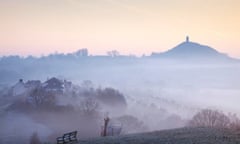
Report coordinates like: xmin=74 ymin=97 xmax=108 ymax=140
xmin=80 ymin=98 xmax=99 ymax=116
xmin=188 ymin=109 xmax=231 ymax=128
xmin=101 ymin=116 xmax=110 ymax=137
xmin=228 ymin=113 xmax=240 ymax=130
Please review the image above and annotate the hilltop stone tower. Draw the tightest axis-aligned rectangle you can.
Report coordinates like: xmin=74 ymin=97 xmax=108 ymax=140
xmin=186 ymin=36 xmax=189 ymax=43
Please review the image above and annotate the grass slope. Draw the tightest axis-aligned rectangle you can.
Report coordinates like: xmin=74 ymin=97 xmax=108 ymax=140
xmin=78 ymin=127 xmax=240 ymax=144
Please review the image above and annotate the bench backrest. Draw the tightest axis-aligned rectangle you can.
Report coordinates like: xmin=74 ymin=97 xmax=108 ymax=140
xmin=63 ymin=131 xmax=77 ymax=137
xmin=62 ymin=131 xmax=77 ymax=143
xmin=57 ymin=131 xmax=77 ymax=144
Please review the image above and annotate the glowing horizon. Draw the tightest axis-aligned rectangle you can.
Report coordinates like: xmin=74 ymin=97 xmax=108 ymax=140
xmin=0 ymin=0 xmax=240 ymax=58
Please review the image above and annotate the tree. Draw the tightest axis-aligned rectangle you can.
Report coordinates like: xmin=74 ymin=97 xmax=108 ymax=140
xmin=96 ymin=88 xmax=127 ymax=108
xmin=116 ymin=115 xmax=147 ymax=134
xmin=81 ymin=80 xmax=94 ymax=89
xmin=75 ymin=48 xmax=88 ymax=57
xmin=188 ymin=109 xmax=231 ymax=128
xmin=228 ymin=113 xmax=240 ymax=130
xmin=80 ymin=98 xmax=99 ymax=116
xmin=28 ymin=87 xmax=56 ymax=109
xmin=107 ymin=50 xmax=120 ymax=57
xmin=29 ymin=132 xmax=41 ymax=144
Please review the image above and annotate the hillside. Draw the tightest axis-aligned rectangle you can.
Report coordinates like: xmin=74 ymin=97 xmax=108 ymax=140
xmin=78 ymin=127 xmax=240 ymax=144
xmin=151 ymin=37 xmax=236 ymax=62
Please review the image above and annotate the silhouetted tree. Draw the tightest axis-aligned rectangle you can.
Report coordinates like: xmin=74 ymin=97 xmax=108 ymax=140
xmin=29 ymin=132 xmax=41 ymax=144
xmin=29 ymin=87 xmax=56 ymax=109
xmin=96 ymin=88 xmax=127 ymax=108
xmin=101 ymin=116 xmax=110 ymax=137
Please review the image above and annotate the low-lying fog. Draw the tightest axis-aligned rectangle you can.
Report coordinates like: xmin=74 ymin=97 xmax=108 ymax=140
xmin=0 ymin=57 xmax=240 ymax=143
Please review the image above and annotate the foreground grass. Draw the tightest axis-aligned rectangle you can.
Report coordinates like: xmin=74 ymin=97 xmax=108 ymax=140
xmin=77 ymin=127 xmax=240 ymax=144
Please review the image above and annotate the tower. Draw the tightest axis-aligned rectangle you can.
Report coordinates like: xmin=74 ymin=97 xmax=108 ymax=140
xmin=186 ymin=36 xmax=189 ymax=43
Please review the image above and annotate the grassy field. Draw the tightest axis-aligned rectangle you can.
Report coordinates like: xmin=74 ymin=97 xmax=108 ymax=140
xmin=77 ymin=127 xmax=240 ymax=144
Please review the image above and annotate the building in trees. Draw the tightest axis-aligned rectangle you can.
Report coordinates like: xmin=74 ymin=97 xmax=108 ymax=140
xmin=42 ymin=77 xmax=64 ymax=94
xmin=12 ymin=79 xmax=26 ymax=96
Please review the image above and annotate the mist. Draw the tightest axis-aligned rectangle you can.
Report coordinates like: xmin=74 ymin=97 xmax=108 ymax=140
xmin=0 ymin=49 xmax=240 ymax=143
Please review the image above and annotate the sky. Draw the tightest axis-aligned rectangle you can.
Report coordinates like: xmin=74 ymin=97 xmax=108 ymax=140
xmin=0 ymin=0 xmax=240 ymax=57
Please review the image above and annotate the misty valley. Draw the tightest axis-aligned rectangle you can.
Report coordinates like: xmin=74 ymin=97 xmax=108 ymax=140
xmin=1 ymin=40 xmax=240 ymax=144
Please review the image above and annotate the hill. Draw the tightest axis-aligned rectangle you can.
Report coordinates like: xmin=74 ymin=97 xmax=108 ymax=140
xmin=78 ymin=127 xmax=240 ymax=144
xmin=151 ymin=37 xmax=237 ymax=62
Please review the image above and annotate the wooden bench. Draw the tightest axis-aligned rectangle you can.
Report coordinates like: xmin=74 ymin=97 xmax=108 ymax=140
xmin=56 ymin=131 xmax=78 ymax=144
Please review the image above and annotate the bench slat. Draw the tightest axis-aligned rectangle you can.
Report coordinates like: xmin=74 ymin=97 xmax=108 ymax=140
xmin=57 ymin=131 xmax=78 ymax=144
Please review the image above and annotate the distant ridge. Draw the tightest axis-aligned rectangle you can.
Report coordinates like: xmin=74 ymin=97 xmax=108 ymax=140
xmin=151 ymin=36 xmax=237 ymax=62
